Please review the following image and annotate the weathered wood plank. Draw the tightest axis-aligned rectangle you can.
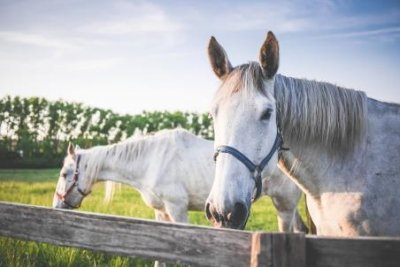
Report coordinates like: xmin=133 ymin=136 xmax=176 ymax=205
xmin=3 ymin=202 xmax=400 ymax=267
xmin=251 ymin=232 xmax=306 ymax=267
xmin=0 ymin=202 xmax=252 ymax=267
xmin=306 ymin=235 xmax=400 ymax=267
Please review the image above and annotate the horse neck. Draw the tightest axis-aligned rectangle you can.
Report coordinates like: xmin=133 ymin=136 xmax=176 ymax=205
xmin=274 ymin=74 xmax=368 ymax=195
xmin=279 ymin=97 xmax=400 ymax=197
xmin=83 ymin=138 xmax=157 ymax=187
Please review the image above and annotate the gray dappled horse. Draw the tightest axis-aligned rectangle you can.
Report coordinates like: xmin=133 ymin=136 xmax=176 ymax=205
xmin=205 ymin=31 xmax=400 ymax=236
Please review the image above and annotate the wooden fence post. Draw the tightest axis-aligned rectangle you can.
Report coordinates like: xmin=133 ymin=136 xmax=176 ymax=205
xmin=251 ymin=232 xmax=306 ymax=267
xmin=306 ymin=235 xmax=400 ymax=267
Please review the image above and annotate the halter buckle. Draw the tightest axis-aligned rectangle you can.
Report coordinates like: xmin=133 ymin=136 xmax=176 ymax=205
xmin=253 ymin=166 xmax=261 ymax=179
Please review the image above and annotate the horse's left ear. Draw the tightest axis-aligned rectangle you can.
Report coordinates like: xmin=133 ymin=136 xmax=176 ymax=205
xmin=259 ymin=31 xmax=279 ymax=79
xmin=68 ymin=142 xmax=75 ymax=156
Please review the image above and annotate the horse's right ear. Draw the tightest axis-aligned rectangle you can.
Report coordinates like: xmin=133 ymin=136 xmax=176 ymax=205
xmin=259 ymin=31 xmax=279 ymax=79
xmin=208 ymin=36 xmax=232 ymax=79
xmin=67 ymin=142 xmax=75 ymax=156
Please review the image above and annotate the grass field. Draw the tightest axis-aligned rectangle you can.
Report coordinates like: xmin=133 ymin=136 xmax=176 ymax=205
xmin=0 ymin=169 xmax=307 ymax=266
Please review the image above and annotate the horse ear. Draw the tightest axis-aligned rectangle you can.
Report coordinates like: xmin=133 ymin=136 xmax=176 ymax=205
xmin=259 ymin=31 xmax=279 ymax=79
xmin=208 ymin=36 xmax=232 ymax=79
xmin=68 ymin=142 xmax=75 ymax=156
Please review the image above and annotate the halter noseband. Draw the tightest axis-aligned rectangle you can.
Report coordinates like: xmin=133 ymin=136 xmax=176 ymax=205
xmin=213 ymin=132 xmax=284 ymax=202
xmin=56 ymin=154 xmax=91 ymax=208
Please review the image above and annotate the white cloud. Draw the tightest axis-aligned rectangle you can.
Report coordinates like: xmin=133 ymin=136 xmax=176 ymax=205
xmin=80 ymin=2 xmax=182 ymax=35
xmin=0 ymin=31 xmax=78 ymax=49
xmin=188 ymin=0 xmax=400 ymax=37
xmin=63 ymin=58 xmax=121 ymax=72
xmin=0 ymin=30 xmax=115 ymax=52
xmin=317 ymin=26 xmax=400 ymax=39
xmin=81 ymin=15 xmax=181 ymax=35
xmin=194 ymin=1 xmax=314 ymax=33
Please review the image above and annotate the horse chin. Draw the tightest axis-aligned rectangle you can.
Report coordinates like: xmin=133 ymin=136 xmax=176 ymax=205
xmin=54 ymin=201 xmax=75 ymax=210
xmin=210 ymin=216 xmax=248 ymax=230
xmin=211 ymin=221 xmax=224 ymax=228
xmin=208 ymin=217 xmax=247 ymax=230
xmin=228 ymin=216 xmax=249 ymax=230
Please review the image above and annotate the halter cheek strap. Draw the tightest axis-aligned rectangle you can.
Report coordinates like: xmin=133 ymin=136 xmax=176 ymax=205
xmin=213 ymin=132 xmax=283 ymax=202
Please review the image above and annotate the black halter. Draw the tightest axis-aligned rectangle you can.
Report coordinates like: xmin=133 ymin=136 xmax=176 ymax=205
xmin=213 ymin=132 xmax=284 ymax=202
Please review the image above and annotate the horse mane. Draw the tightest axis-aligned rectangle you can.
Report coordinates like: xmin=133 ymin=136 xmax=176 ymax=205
xmin=77 ymin=128 xmax=195 ymax=188
xmin=212 ymin=61 xmax=368 ymax=157
xmin=275 ymin=74 xmax=367 ymax=156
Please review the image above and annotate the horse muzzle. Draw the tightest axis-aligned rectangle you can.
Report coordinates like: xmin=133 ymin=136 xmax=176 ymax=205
xmin=205 ymin=201 xmax=249 ymax=230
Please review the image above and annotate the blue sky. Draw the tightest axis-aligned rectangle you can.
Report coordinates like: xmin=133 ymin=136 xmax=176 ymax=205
xmin=0 ymin=0 xmax=399 ymax=114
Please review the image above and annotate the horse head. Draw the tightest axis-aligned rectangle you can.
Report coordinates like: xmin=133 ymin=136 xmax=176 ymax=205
xmin=52 ymin=143 xmax=91 ymax=209
xmin=205 ymin=31 xmax=281 ymax=229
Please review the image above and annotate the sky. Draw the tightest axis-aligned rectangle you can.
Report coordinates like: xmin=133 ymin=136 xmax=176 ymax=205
xmin=0 ymin=0 xmax=399 ymax=115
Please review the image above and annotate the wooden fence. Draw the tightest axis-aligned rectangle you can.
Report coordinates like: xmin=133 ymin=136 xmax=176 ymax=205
xmin=0 ymin=202 xmax=399 ymax=267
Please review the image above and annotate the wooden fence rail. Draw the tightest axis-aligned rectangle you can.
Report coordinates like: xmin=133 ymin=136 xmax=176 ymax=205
xmin=0 ymin=202 xmax=399 ymax=267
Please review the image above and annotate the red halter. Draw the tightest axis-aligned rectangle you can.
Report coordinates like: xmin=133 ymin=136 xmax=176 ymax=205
xmin=55 ymin=155 xmax=91 ymax=208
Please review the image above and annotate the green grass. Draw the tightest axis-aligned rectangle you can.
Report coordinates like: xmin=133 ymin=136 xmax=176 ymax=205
xmin=0 ymin=169 xmax=307 ymax=266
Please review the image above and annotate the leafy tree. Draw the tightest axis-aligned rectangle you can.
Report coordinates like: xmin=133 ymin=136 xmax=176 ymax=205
xmin=0 ymin=95 xmax=214 ymax=168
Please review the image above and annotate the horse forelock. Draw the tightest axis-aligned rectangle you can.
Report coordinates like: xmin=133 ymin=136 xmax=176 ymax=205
xmin=212 ymin=62 xmax=267 ymax=107
xmin=275 ymin=74 xmax=368 ymax=157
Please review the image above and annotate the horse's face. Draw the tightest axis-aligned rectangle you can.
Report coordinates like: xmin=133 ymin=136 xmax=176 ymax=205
xmin=52 ymin=143 xmax=90 ymax=209
xmin=205 ymin=32 xmax=280 ymax=229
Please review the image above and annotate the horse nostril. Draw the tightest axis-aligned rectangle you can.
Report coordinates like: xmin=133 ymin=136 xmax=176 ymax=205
xmin=205 ymin=202 xmax=222 ymax=223
xmin=227 ymin=202 xmax=248 ymax=229
xmin=205 ymin=202 xmax=213 ymax=221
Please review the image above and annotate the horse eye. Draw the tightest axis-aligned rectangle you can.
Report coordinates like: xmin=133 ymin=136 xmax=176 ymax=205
xmin=260 ymin=108 xmax=273 ymax=121
xmin=62 ymin=173 xmax=67 ymax=179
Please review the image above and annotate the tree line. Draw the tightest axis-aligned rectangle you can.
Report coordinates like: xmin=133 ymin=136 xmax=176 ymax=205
xmin=0 ymin=95 xmax=213 ymax=168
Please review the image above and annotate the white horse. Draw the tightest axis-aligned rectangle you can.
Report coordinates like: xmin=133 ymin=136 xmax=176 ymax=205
xmin=205 ymin=31 xmax=400 ymax=236
xmin=52 ymin=128 xmax=307 ymax=232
